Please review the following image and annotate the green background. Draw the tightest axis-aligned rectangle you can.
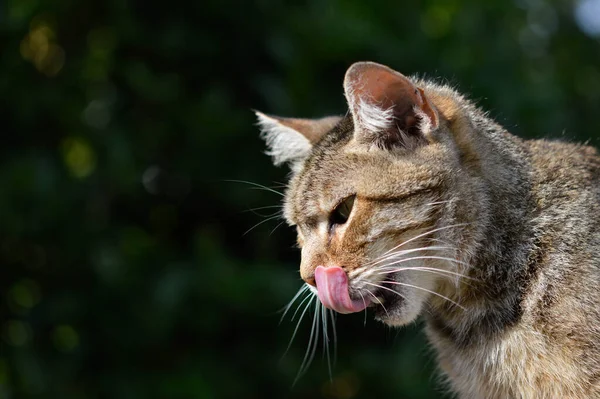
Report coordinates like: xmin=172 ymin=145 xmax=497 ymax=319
xmin=1 ymin=0 xmax=600 ymax=398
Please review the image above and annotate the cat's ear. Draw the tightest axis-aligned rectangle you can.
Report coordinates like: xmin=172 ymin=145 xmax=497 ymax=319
xmin=255 ymin=111 xmax=341 ymax=166
xmin=343 ymin=62 xmax=439 ymax=149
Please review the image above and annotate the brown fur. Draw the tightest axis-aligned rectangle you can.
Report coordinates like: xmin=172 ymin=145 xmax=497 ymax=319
xmin=256 ymin=62 xmax=600 ymax=398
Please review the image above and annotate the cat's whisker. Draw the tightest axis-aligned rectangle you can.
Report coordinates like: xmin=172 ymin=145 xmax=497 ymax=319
xmin=352 ymin=247 xmax=461 ymax=284
xmin=225 ymin=179 xmax=284 ymax=197
xmin=271 ymin=181 xmax=289 ymax=189
xmin=270 ymin=220 xmax=286 ymax=236
xmin=364 ymin=281 xmax=407 ymax=303
xmin=321 ymin=304 xmax=333 ymax=381
xmin=423 ymin=237 xmax=455 ymax=247
xmin=294 ymin=299 xmax=320 ymax=385
xmin=242 ymin=205 xmax=283 ymax=213
xmin=365 ymin=245 xmax=457 ymax=268
xmin=279 ymin=284 xmax=310 ymax=324
xmin=243 ymin=214 xmax=283 ymax=236
xmin=363 ymin=246 xmax=443 ymax=268
xmin=364 ymin=287 xmax=390 ymax=318
xmin=350 ymin=242 xmax=460 ymax=280
xmin=375 ymin=264 xmax=471 ymax=277
xmin=307 ymin=303 xmax=322 ymax=376
xmin=382 ymin=280 xmax=466 ymax=310
xmin=379 ymin=223 xmax=470 ymax=258
xmin=242 ymin=207 xmax=283 ymax=219
xmin=290 ymin=289 xmax=315 ymax=321
xmin=353 ymin=246 xmax=457 ymax=281
xmin=374 ymin=266 xmax=477 ymax=284
xmin=359 ymin=291 xmax=368 ymax=327
xmin=348 ymin=264 xmax=370 ymax=278
xmin=383 ymin=224 xmax=468 ymax=256
xmin=371 ymin=253 xmax=469 ymax=272
xmin=372 ymin=255 xmax=470 ymax=271
xmin=359 ymin=246 xmax=456 ymax=278
xmin=283 ymin=292 xmax=315 ymax=359
xmin=423 ymin=200 xmax=453 ymax=207
xmin=328 ymin=309 xmax=338 ymax=369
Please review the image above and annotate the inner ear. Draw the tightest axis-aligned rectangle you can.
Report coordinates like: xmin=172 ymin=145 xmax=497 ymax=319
xmin=344 ymin=62 xmax=439 ymax=148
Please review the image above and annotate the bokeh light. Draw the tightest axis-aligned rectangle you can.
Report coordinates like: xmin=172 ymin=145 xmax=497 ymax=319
xmin=61 ymin=137 xmax=97 ymax=179
xmin=575 ymin=0 xmax=600 ymax=37
xmin=52 ymin=325 xmax=80 ymax=352
xmin=20 ymin=19 xmax=65 ymax=76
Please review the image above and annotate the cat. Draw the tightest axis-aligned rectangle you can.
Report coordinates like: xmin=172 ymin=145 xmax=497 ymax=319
xmin=255 ymin=61 xmax=600 ymax=398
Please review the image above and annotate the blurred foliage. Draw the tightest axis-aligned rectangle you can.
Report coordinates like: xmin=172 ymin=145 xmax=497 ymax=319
xmin=0 ymin=0 xmax=599 ymax=398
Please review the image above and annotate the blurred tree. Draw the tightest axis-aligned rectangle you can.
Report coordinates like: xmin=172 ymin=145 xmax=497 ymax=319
xmin=0 ymin=0 xmax=599 ymax=398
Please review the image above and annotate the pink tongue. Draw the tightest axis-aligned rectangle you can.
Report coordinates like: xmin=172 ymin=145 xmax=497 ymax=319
xmin=314 ymin=266 xmax=370 ymax=314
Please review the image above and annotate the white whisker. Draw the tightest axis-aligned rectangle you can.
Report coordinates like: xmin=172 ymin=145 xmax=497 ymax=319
xmin=243 ymin=214 xmax=282 ymax=236
xmin=243 ymin=204 xmax=282 ymax=212
xmin=423 ymin=237 xmax=455 ymax=247
xmin=382 ymin=280 xmax=465 ymax=310
xmin=353 ymin=247 xmax=461 ymax=286
xmin=423 ymin=200 xmax=452 ymax=207
xmin=373 ymin=255 xmax=470 ymax=270
xmin=279 ymin=284 xmax=310 ymax=324
xmin=242 ymin=206 xmax=283 ymax=219
xmin=225 ymin=179 xmax=284 ymax=197
xmin=359 ymin=291 xmax=368 ymax=326
xmin=365 ymin=245 xmax=457 ymax=268
xmin=364 ymin=282 xmax=407 ymax=302
xmin=375 ymin=266 xmax=477 ymax=282
xmin=290 ymin=290 xmax=314 ymax=321
xmin=348 ymin=265 xmax=367 ymax=278
xmin=322 ymin=304 xmax=332 ymax=380
xmin=294 ymin=299 xmax=320 ymax=384
xmin=306 ymin=302 xmax=321 ymax=376
xmin=379 ymin=223 xmax=469 ymax=258
xmin=328 ymin=309 xmax=338 ymax=368
xmin=269 ymin=220 xmax=286 ymax=236
xmin=364 ymin=287 xmax=390 ymax=317
xmin=283 ymin=293 xmax=315 ymax=358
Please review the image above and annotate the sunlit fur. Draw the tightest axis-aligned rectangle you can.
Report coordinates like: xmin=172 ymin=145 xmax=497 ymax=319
xmin=255 ymin=112 xmax=313 ymax=167
xmin=259 ymin=62 xmax=600 ymax=398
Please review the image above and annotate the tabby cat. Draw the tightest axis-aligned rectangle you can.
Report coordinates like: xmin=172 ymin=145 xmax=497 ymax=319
xmin=255 ymin=61 xmax=600 ymax=398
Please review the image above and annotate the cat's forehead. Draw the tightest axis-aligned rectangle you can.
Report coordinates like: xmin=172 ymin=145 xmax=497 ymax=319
xmin=285 ymin=132 xmax=448 ymax=224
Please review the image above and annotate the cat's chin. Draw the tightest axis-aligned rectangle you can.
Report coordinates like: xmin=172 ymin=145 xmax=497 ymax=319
xmin=366 ymin=273 xmax=425 ymax=326
xmin=372 ymin=296 xmax=423 ymax=327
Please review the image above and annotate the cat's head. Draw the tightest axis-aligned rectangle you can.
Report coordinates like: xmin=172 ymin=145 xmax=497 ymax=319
xmin=256 ymin=62 xmax=481 ymax=326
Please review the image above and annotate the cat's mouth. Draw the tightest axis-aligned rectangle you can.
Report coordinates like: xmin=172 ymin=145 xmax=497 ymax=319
xmin=314 ymin=266 xmax=403 ymax=316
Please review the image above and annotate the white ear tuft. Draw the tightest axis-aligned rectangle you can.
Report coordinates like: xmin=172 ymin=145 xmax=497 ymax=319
xmin=414 ymin=106 xmax=434 ymax=136
xmin=255 ymin=111 xmax=312 ymax=166
xmin=355 ymin=99 xmax=395 ymax=135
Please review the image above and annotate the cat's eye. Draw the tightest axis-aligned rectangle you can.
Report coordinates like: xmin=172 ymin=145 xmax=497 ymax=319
xmin=329 ymin=195 xmax=355 ymax=226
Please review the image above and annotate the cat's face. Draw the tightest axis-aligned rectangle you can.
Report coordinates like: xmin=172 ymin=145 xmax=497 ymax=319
xmin=257 ymin=62 xmax=475 ymax=325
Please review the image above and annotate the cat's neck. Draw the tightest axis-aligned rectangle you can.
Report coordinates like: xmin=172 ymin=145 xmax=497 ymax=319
xmin=426 ymin=115 xmax=538 ymax=348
